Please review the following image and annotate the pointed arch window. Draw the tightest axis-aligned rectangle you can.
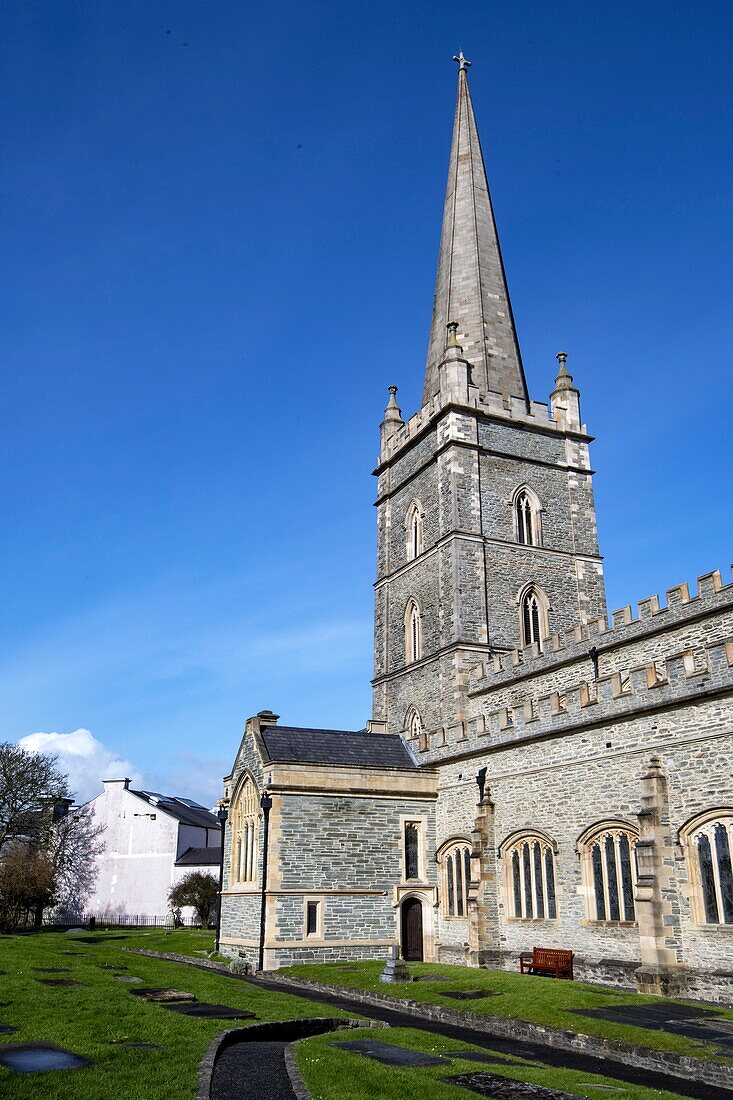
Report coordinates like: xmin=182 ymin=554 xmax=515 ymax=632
xmin=520 ymin=586 xmax=548 ymax=650
xmin=405 ymin=598 xmax=422 ymax=664
xmin=680 ymin=810 xmax=733 ymax=925
xmin=501 ymin=833 xmax=557 ymax=920
xmin=406 ymin=501 xmax=425 ymax=561
xmin=440 ymin=840 xmax=472 ymax=918
xmin=404 ymin=705 xmax=427 ymax=751
xmin=229 ymin=775 xmax=259 ymax=885
xmin=578 ymin=822 xmax=638 ymax=923
xmin=513 ymin=488 xmax=542 ymax=546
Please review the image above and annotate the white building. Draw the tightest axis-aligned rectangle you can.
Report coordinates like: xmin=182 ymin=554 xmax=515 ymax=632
xmin=87 ymin=778 xmax=222 ymax=919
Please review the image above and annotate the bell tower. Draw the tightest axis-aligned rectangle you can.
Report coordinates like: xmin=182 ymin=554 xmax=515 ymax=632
xmin=372 ymin=57 xmax=607 ymax=744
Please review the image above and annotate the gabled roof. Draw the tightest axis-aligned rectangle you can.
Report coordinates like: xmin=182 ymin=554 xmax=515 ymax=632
xmin=175 ymin=845 xmax=222 ymax=867
xmin=259 ymin=725 xmax=418 ymax=770
xmin=130 ymin=789 xmax=221 ymax=830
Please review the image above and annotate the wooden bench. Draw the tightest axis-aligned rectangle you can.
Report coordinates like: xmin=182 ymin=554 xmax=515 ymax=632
xmin=519 ymin=947 xmax=574 ymax=980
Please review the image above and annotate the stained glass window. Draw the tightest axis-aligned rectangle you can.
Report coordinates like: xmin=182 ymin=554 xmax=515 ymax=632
xmin=405 ymin=823 xmax=419 ymax=880
xmin=506 ymin=837 xmax=557 ymax=920
xmin=586 ymin=828 xmax=637 ymax=922
xmin=605 ymin=834 xmax=620 ymax=920
xmin=715 ymin=825 xmax=733 ymax=924
xmin=592 ymin=843 xmax=606 ymax=921
xmin=619 ymin=833 xmax=635 ymax=921
xmin=443 ymin=843 xmax=471 ymax=917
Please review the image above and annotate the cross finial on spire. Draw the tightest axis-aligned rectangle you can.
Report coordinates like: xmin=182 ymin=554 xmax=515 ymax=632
xmin=453 ymin=51 xmax=471 ymax=72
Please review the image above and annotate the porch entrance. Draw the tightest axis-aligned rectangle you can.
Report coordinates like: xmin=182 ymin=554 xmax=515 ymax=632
xmin=400 ymin=897 xmax=424 ymax=961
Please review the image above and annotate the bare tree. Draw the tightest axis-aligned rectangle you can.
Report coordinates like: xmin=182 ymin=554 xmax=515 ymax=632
xmin=0 ymin=742 xmax=69 ymax=853
xmin=168 ymin=872 xmax=219 ymax=929
xmin=0 ymin=742 xmax=105 ymax=926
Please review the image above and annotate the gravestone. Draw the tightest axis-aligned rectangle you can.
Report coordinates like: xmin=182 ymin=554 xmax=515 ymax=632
xmin=379 ymin=945 xmax=410 ymax=983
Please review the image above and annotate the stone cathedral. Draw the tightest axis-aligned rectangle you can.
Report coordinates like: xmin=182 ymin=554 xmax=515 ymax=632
xmin=220 ymin=60 xmax=733 ymax=1002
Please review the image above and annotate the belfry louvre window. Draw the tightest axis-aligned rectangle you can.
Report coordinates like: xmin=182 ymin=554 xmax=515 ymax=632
xmin=516 ymin=492 xmax=535 ymax=545
xmin=230 ymin=775 xmax=259 ymax=884
xmin=520 ymin=587 xmax=547 ymax=650
xmin=505 ymin=836 xmax=557 ymax=920
xmin=405 ymin=599 xmax=422 ymax=663
xmin=406 ymin=501 xmax=424 ymax=561
xmin=579 ymin=824 xmax=638 ymax=923
xmin=681 ymin=811 xmax=733 ymax=925
xmin=443 ymin=841 xmax=472 ymax=917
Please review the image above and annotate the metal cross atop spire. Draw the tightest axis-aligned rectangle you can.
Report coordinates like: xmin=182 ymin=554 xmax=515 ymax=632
xmin=453 ymin=51 xmax=471 ymax=72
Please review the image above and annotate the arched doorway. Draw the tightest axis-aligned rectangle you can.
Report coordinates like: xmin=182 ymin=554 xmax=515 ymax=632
xmin=400 ymin=897 xmax=424 ymax=961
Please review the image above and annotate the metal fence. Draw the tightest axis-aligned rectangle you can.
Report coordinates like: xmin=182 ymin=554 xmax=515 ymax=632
xmin=41 ymin=912 xmax=209 ymax=930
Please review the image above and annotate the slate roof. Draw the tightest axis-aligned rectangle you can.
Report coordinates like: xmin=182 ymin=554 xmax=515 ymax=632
xmin=259 ymin=725 xmax=418 ymax=770
xmin=175 ymin=845 xmax=222 ymax=867
xmin=130 ymin=789 xmax=221 ymax=831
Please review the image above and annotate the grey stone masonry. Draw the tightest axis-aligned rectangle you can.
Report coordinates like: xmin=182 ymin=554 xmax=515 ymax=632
xmin=423 ymin=67 xmax=528 ymax=405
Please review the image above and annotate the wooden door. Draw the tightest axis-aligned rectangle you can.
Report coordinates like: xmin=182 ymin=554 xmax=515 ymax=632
xmin=401 ymin=898 xmax=423 ymax=961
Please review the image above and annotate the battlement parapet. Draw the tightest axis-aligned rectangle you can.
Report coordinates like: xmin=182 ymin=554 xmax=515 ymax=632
xmin=378 ymin=387 xmax=584 ymax=466
xmin=469 ymin=567 xmax=733 ymax=695
xmin=446 ymin=638 xmax=733 ymax=753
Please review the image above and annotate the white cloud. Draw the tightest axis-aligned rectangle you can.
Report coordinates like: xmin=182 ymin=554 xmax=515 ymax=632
xmin=18 ymin=728 xmax=142 ymax=805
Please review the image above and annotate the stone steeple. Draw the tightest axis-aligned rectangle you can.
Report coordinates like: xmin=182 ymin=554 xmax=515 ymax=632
xmin=423 ymin=57 xmax=529 ymax=407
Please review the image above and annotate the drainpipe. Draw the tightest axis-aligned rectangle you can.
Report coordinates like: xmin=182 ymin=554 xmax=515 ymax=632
xmin=257 ymin=791 xmax=273 ymax=972
xmin=215 ymin=804 xmax=228 ymax=953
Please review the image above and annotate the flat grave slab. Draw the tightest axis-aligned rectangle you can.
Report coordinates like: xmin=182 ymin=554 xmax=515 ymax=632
xmin=0 ymin=1043 xmax=90 ymax=1074
xmin=0 ymin=1022 xmax=17 ymax=1034
xmin=130 ymin=987 xmax=196 ymax=1003
xmin=331 ymin=1039 xmax=446 ymax=1067
xmin=446 ymin=1072 xmax=582 ymax=1099
xmin=163 ymin=1002 xmax=256 ymax=1019
xmin=572 ymin=1002 xmax=733 ymax=1048
xmin=441 ymin=989 xmax=501 ymax=1000
xmin=414 ymin=974 xmax=445 ymax=982
xmin=35 ymin=978 xmax=83 ymax=987
xmin=116 ymin=975 xmax=143 ymax=982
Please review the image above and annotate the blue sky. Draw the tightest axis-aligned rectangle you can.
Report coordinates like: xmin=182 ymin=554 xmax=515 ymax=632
xmin=1 ymin=1 xmax=731 ymax=804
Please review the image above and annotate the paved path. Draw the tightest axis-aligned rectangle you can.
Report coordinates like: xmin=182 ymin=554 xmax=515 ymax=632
xmin=211 ymin=1039 xmax=296 ymax=1100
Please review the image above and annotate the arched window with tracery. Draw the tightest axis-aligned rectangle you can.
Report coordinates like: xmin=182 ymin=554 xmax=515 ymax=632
xmin=229 ymin=774 xmax=259 ymax=885
xmin=406 ymin=501 xmax=424 ymax=561
xmin=404 ymin=598 xmax=422 ymax=664
xmin=440 ymin=839 xmax=472 ymax=918
xmin=680 ymin=810 xmax=733 ymax=925
xmin=404 ymin=705 xmax=426 ymax=751
xmin=514 ymin=488 xmax=541 ymax=546
xmin=578 ymin=821 xmax=638 ymax=923
xmin=520 ymin=585 xmax=548 ymax=650
xmin=501 ymin=832 xmax=557 ymax=920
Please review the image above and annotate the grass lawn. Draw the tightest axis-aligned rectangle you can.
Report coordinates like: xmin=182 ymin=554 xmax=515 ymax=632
xmin=296 ymin=1026 xmax=694 ymax=1100
xmin=0 ymin=929 xmax=344 ymax=1100
xmin=0 ymin=931 xmax=721 ymax=1099
xmin=282 ymin=960 xmax=733 ymax=1062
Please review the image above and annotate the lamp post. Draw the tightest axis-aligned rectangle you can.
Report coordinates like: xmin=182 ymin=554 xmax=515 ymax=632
xmin=215 ymin=804 xmax=228 ymax=954
xmin=257 ymin=790 xmax=273 ymax=972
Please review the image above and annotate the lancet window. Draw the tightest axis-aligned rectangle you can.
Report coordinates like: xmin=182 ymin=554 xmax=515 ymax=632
xmin=405 ymin=598 xmax=422 ymax=664
xmin=406 ymin=501 xmax=425 ymax=561
xmin=520 ymin=586 xmax=548 ymax=650
xmin=513 ymin=487 xmax=541 ymax=546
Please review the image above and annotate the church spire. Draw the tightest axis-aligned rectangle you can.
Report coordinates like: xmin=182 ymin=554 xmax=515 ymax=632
xmin=422 ymin=56 xmax=529 ymax=407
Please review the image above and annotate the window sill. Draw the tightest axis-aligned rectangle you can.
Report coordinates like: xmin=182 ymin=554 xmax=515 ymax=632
xmin=580 ymin=920 xmax=637 ymax=928
xmin=691 ymin=922 xmax=733 ymax=932
xmin=506 ymin=917 xmax=558 ymax=923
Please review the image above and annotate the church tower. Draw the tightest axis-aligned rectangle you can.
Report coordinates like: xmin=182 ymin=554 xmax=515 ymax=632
xmin=372 ymin=56 xmax=607 ymax=742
